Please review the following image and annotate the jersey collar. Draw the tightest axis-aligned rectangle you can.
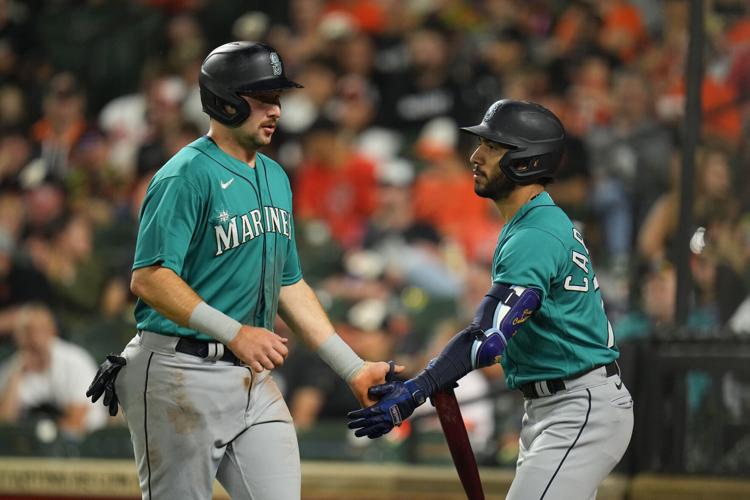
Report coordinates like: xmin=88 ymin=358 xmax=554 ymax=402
xmin=189 ymin=136 xmax=260 ymax=183
xmin=505 ymin=191 xmax=556 ymax=227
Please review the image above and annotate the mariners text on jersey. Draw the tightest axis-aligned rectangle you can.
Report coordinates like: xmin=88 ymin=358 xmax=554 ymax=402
xmin=215 ymin=206 xmax=292 ymax=256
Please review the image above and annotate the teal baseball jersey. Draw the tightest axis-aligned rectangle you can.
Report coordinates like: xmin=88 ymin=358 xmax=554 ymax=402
xmin=132 ymin=136 xmax=303 ymax=340
xmin=494 ymin=192 xmax=618 ymax=389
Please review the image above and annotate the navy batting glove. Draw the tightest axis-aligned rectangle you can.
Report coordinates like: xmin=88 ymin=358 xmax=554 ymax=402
xmin=86 ymin=354 xmax=126 ymax=416
xmin=347 ymin=379 xmax=427 ymax=439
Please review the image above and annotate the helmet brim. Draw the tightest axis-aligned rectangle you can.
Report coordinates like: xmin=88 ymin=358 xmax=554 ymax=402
xmin=460 ymin=124 xmax=519 ymax=149
xmin=237 ymin=77 xmax=304 ymax=93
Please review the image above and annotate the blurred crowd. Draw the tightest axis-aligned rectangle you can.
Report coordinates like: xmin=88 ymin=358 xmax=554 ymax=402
xmin=0 ymin=0 xmax=749 ymax=462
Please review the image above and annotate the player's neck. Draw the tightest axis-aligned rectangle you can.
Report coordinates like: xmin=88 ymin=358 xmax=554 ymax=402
xmin=494 ymin=184 xmax=544 ymax=221
xmin=207 ymin=126 xmax=259 ymax=167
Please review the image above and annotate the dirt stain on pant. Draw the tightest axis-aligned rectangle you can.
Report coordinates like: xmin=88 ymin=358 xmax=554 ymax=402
xmin=166 ymin=370 xmax=203 ymax=434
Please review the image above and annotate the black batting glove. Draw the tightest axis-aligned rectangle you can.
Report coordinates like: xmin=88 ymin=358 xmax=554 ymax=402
xmin=86 ymin=354 xmax=127 ymax=416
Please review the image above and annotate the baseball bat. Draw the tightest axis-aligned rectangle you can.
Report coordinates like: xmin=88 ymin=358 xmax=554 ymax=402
xmin=432 ymin=389 xmax=485 ymax=500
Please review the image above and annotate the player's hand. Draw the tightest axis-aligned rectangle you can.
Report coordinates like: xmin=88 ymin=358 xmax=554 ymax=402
xmin=347 ymin=378 xmax=427 ymax=439
xmin=348 ymin=360 xmax=404 ymax=407
xmin=228 ymin=326 xmax=289 ymax=373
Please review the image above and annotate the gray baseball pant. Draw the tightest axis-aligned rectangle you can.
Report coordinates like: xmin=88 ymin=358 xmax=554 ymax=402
xmin=115 ymin=332 xmax=301 ymax=500
xmin=506 ymin=365 xmax=634 ymax=500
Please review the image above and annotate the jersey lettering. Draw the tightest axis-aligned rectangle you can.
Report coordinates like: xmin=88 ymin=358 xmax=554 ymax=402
xmin=570 ymin=230 xmax=616 ymax=346
xmin=241 ymin=214 xmax=256 ymax=242
xmin=215 ymin=217 xmax=239 ymax=256
xmin=564 ymin=276 xmax=589 ymax=292
xmin=268 ymin=207 xmax=282 ymax=234
xmin=251 ymin=209 xmax=264 ymax=236
xmin=215 ymin=206 xmax=291 ymax=256
xmin=564 ymin=230 xmax=591 ymax=292
xmin=281 ymin=210 xmax=291 ymax=238
xmin=573 ymin=228 xmax=589 ymax=254
xmin=572 ymin=251 xmax=589 ymax=273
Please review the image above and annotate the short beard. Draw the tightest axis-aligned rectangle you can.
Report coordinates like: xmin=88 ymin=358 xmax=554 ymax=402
xmin=231 ymin=128 xmax=265 ymax=151
xmin=474 ymin=166 xmax=516 ymax=201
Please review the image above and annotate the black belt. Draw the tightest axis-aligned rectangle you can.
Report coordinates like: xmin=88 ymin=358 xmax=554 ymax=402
xmin=520 ymin=361 xmax=619 ymax=399
xmin=175 ymin=337 xmax=241 ymax=365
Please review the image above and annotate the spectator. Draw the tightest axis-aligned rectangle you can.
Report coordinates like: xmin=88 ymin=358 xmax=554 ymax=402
xmin=377 ymin=25 xmax=463 ymax=138
xmin=0 ymin=84 xmax=26 ymax=129
xmin=294 ymin=117 xmax=378 ymax=248
xmin=412 ymin=117 xmax=500 ymax=261
xmin=0 ymin=303 xmax=107 ymax=437
xmin=362 ymin=158 xmax=464 ymax=300
xmin=0 ymin=127 xmax=33 ymax=192
xmin=29 ymin=72 xmax=89 ymax=179
xmin=588 ymin=68 xmax=674 ymax=267
xmin=32 ymin=212 xmax=107 ymax=333
xmin=638 ymin=146 xmax=739 ymax=265
xmin=615 ymin=259 xmax=718 ymax=341
xmin=0 ymin=228 xmax=53 ymax=335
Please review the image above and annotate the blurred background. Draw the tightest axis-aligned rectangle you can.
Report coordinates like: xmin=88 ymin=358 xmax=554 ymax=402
xmin=0 ymin=0 xmax=748 ymax=498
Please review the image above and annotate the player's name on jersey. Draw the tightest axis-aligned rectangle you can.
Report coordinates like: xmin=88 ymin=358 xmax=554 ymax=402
xmin=214 ymin=206 xmax=292 ymax=256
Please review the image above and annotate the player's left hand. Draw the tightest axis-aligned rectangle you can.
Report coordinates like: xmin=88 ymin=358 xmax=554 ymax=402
xmin=348 ymin=360 xmax=404 ymax=407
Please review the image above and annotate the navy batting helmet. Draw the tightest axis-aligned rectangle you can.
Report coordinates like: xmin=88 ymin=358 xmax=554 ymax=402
xmin=460 ymin=99 xmax=566 ymax=184
xmin=199 ymin=41 xmax=303 ymax=127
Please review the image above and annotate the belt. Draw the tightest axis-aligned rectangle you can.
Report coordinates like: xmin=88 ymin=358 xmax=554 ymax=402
xmin=520 ymin=361 xmax=619 ymax=399
xmin=175 ymin=337 xmax=241 ymax=365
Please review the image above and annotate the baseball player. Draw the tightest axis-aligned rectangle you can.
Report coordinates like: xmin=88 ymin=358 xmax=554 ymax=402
xmin=86 ymin=41 xmax=397 ymax=500
xmin=348 ymin=100 xmax=634 ymax=499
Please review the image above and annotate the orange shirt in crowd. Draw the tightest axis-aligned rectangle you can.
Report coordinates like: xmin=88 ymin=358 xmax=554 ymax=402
xmin=323 ymin=0 xmax=385 ymax=33
xmin=599 ymin=2 xmax=646 ymax=63
xmin=294 ymin=153 xmax=378 ymax=248
xmin=31 ymin=118 xmax=87 ymax=152
xmin=413 ymin=171 xmax=500 ymax=261
xmin=666 ymin=78 xmax=742 ymax=145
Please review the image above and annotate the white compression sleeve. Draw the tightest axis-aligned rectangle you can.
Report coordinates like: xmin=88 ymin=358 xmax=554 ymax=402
xmin=188 ymin=301 xmax=242 ymax=344
xmin=317 ymin=334 xmax=365 ymax=382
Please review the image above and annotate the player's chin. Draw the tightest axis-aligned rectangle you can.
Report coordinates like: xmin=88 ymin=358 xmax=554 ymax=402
xmin=254 ymin=134 xmax=273 ymax=147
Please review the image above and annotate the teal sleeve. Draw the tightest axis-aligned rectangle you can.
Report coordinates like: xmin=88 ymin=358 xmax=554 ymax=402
xmin=282 ymin=214 xmax=303 ymax=285
xmin=132 ymin=176 xmax=202 ymax=275
xmin=493 ymin=229 xmax=561 ymax=299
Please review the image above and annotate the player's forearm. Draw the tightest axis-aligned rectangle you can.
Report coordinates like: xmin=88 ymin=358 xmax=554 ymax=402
xmin=130 ymin=266 xmax=203 ymax=327
xmin=278 ymin=279 xmax=336 ymax=350
xmin=279 ymin=279 xmax=365 ymax=382
xmin=411 ymin=328 xmax=478 ymax=397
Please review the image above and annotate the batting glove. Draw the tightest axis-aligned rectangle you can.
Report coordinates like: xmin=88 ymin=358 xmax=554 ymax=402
xmin=86 ymin=354 xmax=127 ymax=416
xmin=347 ymin=379 xmax=428 ymax=439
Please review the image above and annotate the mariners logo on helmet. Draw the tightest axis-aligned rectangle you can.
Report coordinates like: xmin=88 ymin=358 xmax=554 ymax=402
xmin=270 ymin=52 xmax=282 ymax=76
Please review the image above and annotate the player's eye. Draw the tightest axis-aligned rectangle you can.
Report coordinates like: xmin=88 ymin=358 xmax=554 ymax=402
xmin=250 ymin=92 xmax=281 ymax=105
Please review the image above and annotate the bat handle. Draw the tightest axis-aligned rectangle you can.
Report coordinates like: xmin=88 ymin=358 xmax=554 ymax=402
xmin=432 ymin=389 xmax=486 ymax=500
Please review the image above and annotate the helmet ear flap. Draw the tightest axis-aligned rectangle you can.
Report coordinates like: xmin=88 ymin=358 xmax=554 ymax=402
xmin=199 ymin=73 xmax=251 ymax=127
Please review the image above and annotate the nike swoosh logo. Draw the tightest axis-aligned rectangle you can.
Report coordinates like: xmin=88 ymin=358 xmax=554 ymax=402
xmin=220 ymin=178 xmax=234 ymax=189
xmin=615 ymin=381 xmax=623 ymax=390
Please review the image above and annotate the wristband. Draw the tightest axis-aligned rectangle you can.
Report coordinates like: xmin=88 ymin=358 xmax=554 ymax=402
xmin=317 ymin=333 xmax=365 ymax=382
xmin=188 ymin=301 xmax=242 ymax=344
